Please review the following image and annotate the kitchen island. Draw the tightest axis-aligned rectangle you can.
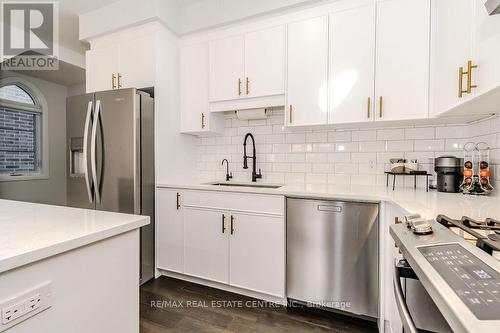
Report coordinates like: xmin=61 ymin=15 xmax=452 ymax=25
xmin=0 ymin=199 xmax=149 ymax=333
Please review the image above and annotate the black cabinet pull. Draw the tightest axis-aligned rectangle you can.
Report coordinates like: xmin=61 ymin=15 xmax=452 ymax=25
xmin=230 ymin=215 xmax=235 ymax=235
xmin=221 ymin=214 xmax=226 ymax=234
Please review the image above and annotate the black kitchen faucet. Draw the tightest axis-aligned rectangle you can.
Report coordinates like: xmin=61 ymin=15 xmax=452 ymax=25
xmin=243 ymin=133 xmax=262 ymax=182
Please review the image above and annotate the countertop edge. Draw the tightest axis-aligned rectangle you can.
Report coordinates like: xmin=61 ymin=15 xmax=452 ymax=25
xmin=0 ymin=216 xmax=149 ymax=274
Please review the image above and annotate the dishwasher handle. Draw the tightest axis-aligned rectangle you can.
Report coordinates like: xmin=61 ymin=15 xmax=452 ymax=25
xmin=317 ymin=205 xmax=342 ymax=213
xmin=393 ymin=259 xmax=418 ymax=333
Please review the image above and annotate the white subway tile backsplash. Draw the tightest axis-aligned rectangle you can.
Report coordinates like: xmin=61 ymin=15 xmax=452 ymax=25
xmin=405 ymin=127 xmax=435 ymax=140
xmin=197 ymin=111 xmax=500 ymax=185
xmin=335 ymin=142 xmax=359 ymax=152
xmin=306 ymin=132 xmax=328 ymax=142
xmin=286 ymin=133 xmax=306 ymax=143
xmin=352 ymin=130 xmax=376 ymax=142
xmin=266 ymin=134 xmax=285 ymax=144
xmin=377 ymin=128 xmax=405 ymax=140
xmin=359 ymin=141 xmax=385 ymax=152
xmin=386 ymin=140 xmax=414 ymax=152
xmin=435 ymin=125 xmax=469 ymax=139
xmin=306 ymin=153 xmax=328 ymax=163
xmin=313 ymin=143 xmax=334 ymax=152
xmin=328 ymin=131 xmax=351 ymax=142
xmin=291 ymin=143 xmax=313 ymax=152
xmin=273 ymin=144 xmax=291 ymax=153
xmin=414 ymin=140 xmax=445 ymax=152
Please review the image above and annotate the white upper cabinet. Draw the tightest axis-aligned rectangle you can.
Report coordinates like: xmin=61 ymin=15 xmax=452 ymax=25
xmin=86 ymin=31 xmax=156 ymax=93
xmin=180 ymin=43 xmax=224 ymax=135
xmin=244 ymin=26 xmax=286 ymax=98
xmin=208 ymin=26 xmax=286 ymax=106
xmin=329 ymin=2 xmax=376 ymax=124
xmin=430 ymin=0 xmax=474 ymax=116
xmin=118 ymin=34 xmax=156 ymax=90
xmin=209 ymin=35 xmax=244 ymax=102
xmin=86 ymin=45 xmax=119 ymax=92
xmin=473 ymin=0 xmax=500 ymax=96
xmin=375 ymin=0 xmax=431 ymax=121
xmin=286 ymin=15 xmax=329 ymax=126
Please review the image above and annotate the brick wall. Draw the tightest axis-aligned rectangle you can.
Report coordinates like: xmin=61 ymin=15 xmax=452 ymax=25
xmin=0 ymin=108 xmax=38 ymax=173
xmin=197 ymin=108 xmax=500 ymax=189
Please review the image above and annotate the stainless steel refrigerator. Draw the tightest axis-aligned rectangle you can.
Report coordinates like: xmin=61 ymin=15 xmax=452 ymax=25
xmin=66 ymin=88 xmax=155 ymax=285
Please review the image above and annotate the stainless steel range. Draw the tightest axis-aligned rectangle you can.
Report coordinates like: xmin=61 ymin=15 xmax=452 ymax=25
xmin=390 ymin=215 xmax=500 ymax=333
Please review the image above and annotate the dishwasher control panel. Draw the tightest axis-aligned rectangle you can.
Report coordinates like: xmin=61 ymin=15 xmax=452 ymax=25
xmin=419 ymin=244 xmax=500 ymax=320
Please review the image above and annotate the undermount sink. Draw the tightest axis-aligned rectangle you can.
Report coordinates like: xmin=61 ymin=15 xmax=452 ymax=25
xmin=206 ymin=182 xmax=283 ymax=189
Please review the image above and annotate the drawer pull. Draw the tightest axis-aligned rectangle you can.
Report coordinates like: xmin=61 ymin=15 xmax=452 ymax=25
xmin=176 ymin=192 xmax=181 ymax=210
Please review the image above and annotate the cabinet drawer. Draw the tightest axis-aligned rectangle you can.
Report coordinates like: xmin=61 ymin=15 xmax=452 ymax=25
xmin=183 ymin=190 xmax=284 ymax=215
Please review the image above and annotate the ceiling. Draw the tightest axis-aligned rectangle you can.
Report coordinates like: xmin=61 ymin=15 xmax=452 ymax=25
xmin=41 ymin=0 xmax=123 ymax=54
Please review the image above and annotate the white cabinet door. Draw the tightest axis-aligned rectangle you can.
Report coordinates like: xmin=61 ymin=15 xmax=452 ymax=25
xmin=286 ymin=16 xmax=329 ymax=126
xmin=473 ymin=0 xmax=500 ymax=95
xmin=430 ymin=0 xmax=473 ymax=116
xmin=229 ymin=213 xmax=285 ymax=297
xmin=180 ymin=43 xmax=209 ymax=133
xmin=118 ymin=34 xmax=156 ymax=89
xmin=157 ymin=189 xmax=184 ymax=273
xmin=329 ymin=2 xmax=375 ymax=124
xmin=244 ymin=25 xmax=286 ymax=98
xmin=209 ymin=35 xmax=244 ymax=102
xmin=86 ymin=45 xmax=119 ymax=92
xmin=375 ymin=0 xmax=430 ymax=121
xmin=184 ymin=208 xmax=229 ymax=284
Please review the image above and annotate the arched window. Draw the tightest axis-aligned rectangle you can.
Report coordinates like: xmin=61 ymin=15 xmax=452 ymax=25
xmin=0 ymin=82 xmax=44 ymax=178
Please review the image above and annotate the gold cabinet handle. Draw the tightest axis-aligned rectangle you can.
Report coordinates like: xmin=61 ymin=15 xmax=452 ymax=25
xmin=201 ymin=113 xmax=206 ymax=129
xmin=289 ymin=105 xmax=293 ymax=123
xmin=458 ymin=66 xmax=468 ymax=98
xmin=176 ymin=192 xmax=181 ymax=210
xmin=112 ymin=73 xmax=117 ymax=89
xmin=117 ymin=73 xmax=122 ymax=88
xmin=395 ymin=217 xmax=402 ymax=224
xmin=466 ymin=60 xmax=478 ymax=94
xmin=238 ymin=78 xmax=242 ymax=96
xmin=230 ymin=215 xmax=235 ymax=235
xmin=246 ymin=77 xmax=250 ymax=95
xmin=378 ymin=96 xmax=383 ymax=118
xmin=367 ymin=97 xmax=371 ymax=119
xmin=221 ymin=214 xmax=226 ymax=234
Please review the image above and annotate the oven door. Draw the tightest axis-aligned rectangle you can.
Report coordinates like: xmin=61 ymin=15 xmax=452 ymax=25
xmin=393 ymin=260 xmax=453 ymax=333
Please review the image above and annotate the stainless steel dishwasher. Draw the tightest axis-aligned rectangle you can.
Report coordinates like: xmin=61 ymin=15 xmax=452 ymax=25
xmin=287 ymin=198 xmax=379 ymax=319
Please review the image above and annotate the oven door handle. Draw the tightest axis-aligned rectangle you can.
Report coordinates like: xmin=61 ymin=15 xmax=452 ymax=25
xmin=393 ymin=260 xmax=418 ymax=333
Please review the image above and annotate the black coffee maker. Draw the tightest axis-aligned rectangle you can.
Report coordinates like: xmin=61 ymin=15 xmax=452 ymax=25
xmin=434 ymin=156 xmax=463 ymax=193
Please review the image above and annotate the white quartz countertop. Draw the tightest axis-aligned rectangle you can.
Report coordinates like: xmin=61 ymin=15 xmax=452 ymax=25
xmin=157 ymin=182 xmax=500 ymax=221
xmin=0 ymin=199 xmax=149 ymax=274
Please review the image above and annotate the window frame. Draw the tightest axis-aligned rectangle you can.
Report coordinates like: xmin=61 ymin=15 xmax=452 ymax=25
xmin=0 ymin=78 xmax=49 ymax=181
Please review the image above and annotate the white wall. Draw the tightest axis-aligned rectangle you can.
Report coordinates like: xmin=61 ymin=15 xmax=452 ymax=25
xmin=154 ymin=27 xmax=198 ymax=185
xmin=196 ymin=109 xmax=500 ymax=189
xmin=0 ymin=73 xmax=68 ymax=205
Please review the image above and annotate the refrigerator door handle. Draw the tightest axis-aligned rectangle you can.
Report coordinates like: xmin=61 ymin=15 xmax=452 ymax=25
xmin=83 ymin=100 xmax=94 ymax=203
xmin=91 ymin=99 xmax=101 ymax=204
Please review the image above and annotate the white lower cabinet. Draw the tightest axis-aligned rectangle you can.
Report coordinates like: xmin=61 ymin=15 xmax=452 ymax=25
xmin=229 ymin=213 xmax=285 ymax=297
xmin=157 ymin=189 xmax=285 ymax=298
xmin=184 ymin=208 xmax=229 ymax=284
xmin=157 ymin=189 xmax=184 ymax=273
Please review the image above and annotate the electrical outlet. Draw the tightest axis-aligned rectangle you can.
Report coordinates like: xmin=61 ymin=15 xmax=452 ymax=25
xmin=0 ymin=282 xmax=51 ymax=332
xmin=368 ymin=159 xmax=376 ymax=170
